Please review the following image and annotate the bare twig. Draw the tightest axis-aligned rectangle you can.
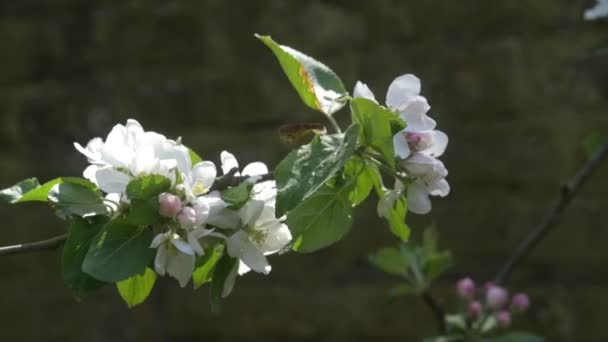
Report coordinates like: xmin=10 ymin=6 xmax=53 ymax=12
xmin=0 ymin=233 xmax=68 ymax=256
xmin=0 ymin=171 xmax=275 ymax=257
xmin=422 ymin=291 xmax=447 ymax=334
xmin=495 ymin=142 xmax=608 ymax=284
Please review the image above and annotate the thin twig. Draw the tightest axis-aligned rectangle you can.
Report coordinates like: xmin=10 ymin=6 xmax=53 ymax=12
xmin=422 ymin=291 xmax=447 ymax=334
xmin=495 ymin=142 xmax=608 ymax=284
xmin=0 ymin=233 xmax=68 ymax=256
xmin=0 ymin=171 xmax=276 ymax=257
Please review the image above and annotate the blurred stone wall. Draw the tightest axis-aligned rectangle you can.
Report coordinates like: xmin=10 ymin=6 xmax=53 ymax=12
xmin=0 ymin=1 xmax=607 ymax=341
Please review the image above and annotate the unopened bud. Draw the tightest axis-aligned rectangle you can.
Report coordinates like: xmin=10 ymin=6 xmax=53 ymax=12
xmin=456 ymin=277 xmax=476 ymax=299
xmin=158 ymin=193 xmax=182 ymax=218
xmin=486 ymin=286 xmax=509 ymax=310
xmin=496 ymin=310 xmax=511 ymax=328
xmin=177 ymin=207 xmax=196 ymax=227
xmin=468 ymin=301 xmax=482 ymax=318
xmin=511 ymin=293 xmax=530 ymax=312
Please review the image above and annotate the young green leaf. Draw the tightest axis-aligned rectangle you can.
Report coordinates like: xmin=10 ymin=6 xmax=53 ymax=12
xmin=192 ymin=244 xmax=225 ymax=289
xmin=116 ymin=267 xmax=157 ymax=308
xmin=373 ymin=181 xmax=410 ymax=242
xmin=255 ymin=34 xmax=348 ymax=116
xmin=343 ymin=157 xmax=381 ymax=206
xmin=126 ymin=175 xmax=171 ymax=200
xmin=275 ymin=124 xmax=360 ymax=216
xmin=287 ymin=184 xmax=353 ymax=253
xmin=127 ymin=198 xmax=160 ymax=226
xmin=209 ymin=254 xmax=238 ymax=313
xmin=48 ymin=183 xmax=107 ymax=218
xmin=221 ymin=181 xmax=253 ymax=209
xmin=83 ymin=219 xmax=155 ymax=282
xmin=424 ymin=251 xmax=452 ymax=282
xmin=188 ymin=148 xmax=203 ymax=165
xmin=19 ymin=177 xmax=98 ymax=203
xmin=369 ymin=246 xmax=408 ymax=277
xmin=351 ymin=97 xmax=405 ymax=168
xmin=62 ymin=216 xmax=108 ymax=298
xmin=0 ymin=178 xmax=40 ymax=203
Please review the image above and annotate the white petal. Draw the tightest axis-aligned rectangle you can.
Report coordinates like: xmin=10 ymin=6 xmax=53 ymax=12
xmin=407 ymin=181 xmax=432 ymax=215
xmin=585 ymin=0 xmax=608 ymax=20
xmin=242 ymin=162 xmax=269 ymax=178
xmin=170 ymin=235 xmax=195 ymax=255
xmin=74 ymin=138 xmax=103 ymax=163
xmin=393 ymin=130 xmax=411 ymax=159
xmin=166 ymin=249 xmax=195 ymax=288
xmin=386 ymin=74 xmax=421 ymax=111
xmin=191 ymin=161 xmax=217 ymax=194
xmin=353 ymin=81 xmax=378 ymax=103
xmin=220 ymin=151 xmax=239 ymax=175
xmin=130 ymin=145 xmax=158 ymax=176
xmin=125 ymin=119 xmax=144 ymax=147
xmin=95 ymin=167 xmax=132 ymax=194
xmin=150 ymin=232 xmax=170 ymax=248
xmin=226 ymin=231 xmax=249 ymax=258
xmin=187 ymin=231 xmax=205 ymax=256
xmin=154 ymin=245 xmax=168 ymax=276
xmin=193 ymin=201 xmax=210 ymax=226
xmin=197 ymin=192 xmax=241 ymax=229
xmin=429 ymin=178 xmax=450 ymax=197
xmin=252 ymin=181 xmax=277 ymax=205
xmin=221 ymin=261 xmax=239 ymax=298
xmin=256 ymin=221 xmax=292 ymax=255
xmin=400 ymin=97 xmax=436 ymax=132
xmin=237 ymin=260 xmax=251 ymax=276
xmin=424 ymin=130 xmax=448 ymax=158
xmin=240 ymin=241 xmax=271 ymax=274
xmin=83 ymin=165 xmax=100 ymax=183
xmin=239 ymin=200 xmax=265 ymax=228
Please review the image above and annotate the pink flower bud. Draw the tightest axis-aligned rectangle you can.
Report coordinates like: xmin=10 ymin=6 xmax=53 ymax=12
xmin=484 ymin=281 xmax=497 ymax=290
xmin=468 ymin=301 xmax=482 ymax=318
xmin=511 ymin=293 xmax=530 ymax=312
xmin=177 ymin=207 xmax=196 ymax=227
xmin=456 ymin=277 xmax=476 ymax=299
xmin=158 ymin=193 xmax=182 ymax=218
xmin=496 ymin=310 xmax=511 ymax=328
xmin=486 ymin=286 xmax=509 ymax=310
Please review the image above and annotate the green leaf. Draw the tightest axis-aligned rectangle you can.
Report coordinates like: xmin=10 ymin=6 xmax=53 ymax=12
xmin=83 ymin=219 xmax=155 ymax=282
xmin=350 ymin=97 xmax=404 ymax=168
xmin=48 ymin=183 xmax=106 ymax=218
xmin=275 ymin=124 xmax=360 ymax=216
xmin=343 ymin=157 xmax=381 ymax=206
xmin=209 ymin=254 xmax=237 ymax=313
xmin=127 ymin=198 xmax=160 ymax=226
xmin=423 ymin=226 xmax=438 ymax=256
xmin=62 ymin=216 xmax=108 ymax=298
xmin=0 ymin=178 xmax=40 ymax=203
xmin=485 ymin=332 xmax=544 ymax=342
xmin=221 ymin=181 xmax=253 ymax=209
xmin=116 ymin=267 xmax=157 ymax=308
xmin=424 ymin=251 xmax=452 ymax=282
xmin=582 ymin=132 xmax=605 ymax=159
xmin=255 ymin=34 xmax=348 ymax=116
xmin=287 ymin=184 xmax=353 ymax=253
xmin=126 ymin=175 xmax=171 ymax=200
xmin=188 ymin=148 xmax=203 ymax=165
xmin=369 ymin=246 xmax=408 ymax=277
xmin=386 ymin=197 xmax=410 ymax=241
xmin=19 ymin=177 xmax=97 ymax=203
xmin=192 ymin=244 xmax=225 ymax=289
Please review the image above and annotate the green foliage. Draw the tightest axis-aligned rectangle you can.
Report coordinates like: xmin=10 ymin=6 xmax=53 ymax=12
xmin=255 ymin=34 xmax=348 ymax=116
xmin=582 ymin=132 xmax=605 ymax=159
xmin=221 ymin=181 xmax=253 ymax=209
xmin=126 ymin=175 xmax=171 ymax=200
xmin=0 ymin=178 xmax=40 ymax=203
xmin=343 ymin=157 xmax=380 ymax=206
xmin=275 ymin=124 xmax=360 ymax=216
xmin=369 ymin=246 xmax=408 ymax=277
xmin=188 ymin=148 xmax=203 ymax=165
xmin=116 ymin=267 xmax=157 ymax=308
xmin=209 ymin=254 xmax=237 ymax=313
xmin=127 ymin=198 xmax=160 ymax=226
xmin=287 ymin=184 xmax=354 ymax=253
xmin=373 ymin=181 xmax=410 ymax=241
xmin=62 ymin=216 xmax=108 ymax=298
xmin=192 ymin=244 xmax=225 ymax=289
xmin=48 ymin=182 xmax=106 ymax=218
xmin=19 ymin=177 xmax=98 ymax=203
xmin=350 ymin=97 xmax=405 ymax=168
xmin=83 ymin=219 xmax=155 ymax=282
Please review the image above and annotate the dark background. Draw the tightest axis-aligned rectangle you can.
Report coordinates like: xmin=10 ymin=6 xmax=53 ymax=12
xmin=1 ymin=1 xmax=607 ymax=341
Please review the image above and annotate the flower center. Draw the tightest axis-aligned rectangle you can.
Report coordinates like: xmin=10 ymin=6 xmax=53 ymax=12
xmin=191 ymin=180 xmax=209 ymax=196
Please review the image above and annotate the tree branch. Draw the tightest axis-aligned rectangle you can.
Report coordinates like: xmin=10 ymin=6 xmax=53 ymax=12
xmin=0 ymin=233 xmax=68 ymax=256
xmin=0 ymin=171 xmax=275 ymax=257
xmin=495 ymin=141 xmax=608 ymax=284
xmin=422 ymin=291 xmax=447 ymax=334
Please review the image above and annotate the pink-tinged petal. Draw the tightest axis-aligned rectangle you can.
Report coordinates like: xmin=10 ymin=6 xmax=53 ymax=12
xmin=425 ymin=130 xmax=448 ymax=158
xmin=386 ymin=74 xmax=421 ymax=111
xmin=393 ymin=130 xmax=411 ymax=159
xmin=353 ymin=81 xmax=378 ymax=103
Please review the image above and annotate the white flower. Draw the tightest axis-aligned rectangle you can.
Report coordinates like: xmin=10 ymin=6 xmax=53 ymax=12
xmin=400 ymin=153 xmax=450 ymax=214
xmin=220 ymin=150 xmax=277 ymax=207
xmin=393 ymin=129 xmax=448 ymax=159
xmin=180 ymin=162 xmax=217 ymax=202
xmin=585 ymin=0 xmax=608 ymax=20
xmin=377 ymin=180 xmax=405 ymax=219
xmin=150 ymin=227 xmax=214 ymax=287
xmin=74 ymin=119 xmax=189 ymax=194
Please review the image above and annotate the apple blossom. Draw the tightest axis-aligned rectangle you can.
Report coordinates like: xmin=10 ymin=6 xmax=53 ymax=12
xmin=456 ymin=277 xmax=476 ymax=300
xmin=468 ymin=301 xmax=482 ymax=318
xmin=496 ymin=310 xmax=512 ymax=328
xmin=486 ymin=285 xmax=509 ymax=310
xmin=511 ymin=293 xmax=530 ymax=312
xmin=158 ymin=192 xmax=182 ymax=218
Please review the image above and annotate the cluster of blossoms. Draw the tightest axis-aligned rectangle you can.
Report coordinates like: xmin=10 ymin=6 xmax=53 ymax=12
xmin=75 ymin=119 xmax=292 ymax=293
xmin=354 ymin=75 xmax=450 ymax=214
xmin=456 ymin=277 xmax=531 ymax=329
